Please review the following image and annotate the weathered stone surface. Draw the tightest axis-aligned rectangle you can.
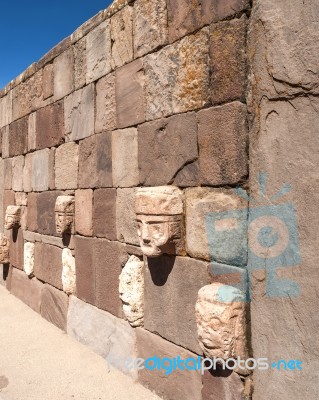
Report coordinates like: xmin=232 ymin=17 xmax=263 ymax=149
xmin=0 ymin=234 xmax=10 ymax=264
xmin=136 ymin=186 xmax=184 ymax=216
xmin=9 ymin=228 xmax=24 ymax=270
xmin=10 ymin=268 xmax=43 ymax=313
xmin=144 ymin=255 xmax=209 ymax=353
xmin=9 ymin=117 xmax=28 ymax=156
xmin=75 ymin=189 xmax=93 ymax=236
xmin=198 ymin=102 xmax=248 ymax=186
xmin=138 ymin=112 xmax=198 ymax=185
xmin=55 ymin=195 xmax=75 ymax=235
xmin=133 ymin=0 xmax=168 ymax=58
xmin=145 ymin=28 xmax=209 ymax=120
xmin=209 ymin=263 xmax=248 ymax=295
xmin=12 ymin=156 xmax=24 ymax=192
xmin=116 ymin=59 xmax=145 ymax=128
xmin=36 ymin=102 xmax=64 ymax=149
xmin=1 ymin=126 xmax=9 ymax=158
xmin=119 ymin=255 xmax=144 ymax=327
xmin=64 ymin=84 xmax=94 ymax=142
xmin=41 ymin=284 xmax=69 ymax=331
xmin=185 ymin=188 xmax=248 ymax=264
xmin=32 ymin=149 xmax=50 ymax=191
xmin=95 ymin=73 xmax=116 ymax=133
xmin=24 ymin=242 xmax=35 ymax=276
xmin=14 ymin=192 xmax=27 ymax=206
xmin=136 ymin=327 xmax=202 ymax=400
xmin=27 ymin=192 xmax=38 ymax=232
xmin=37 ymin=191 xmax=63 ymax=236
xmin=210 ymin=16 xmax=247 ymax=104
xmin=5 ymin=205 xmax=21 ymax=230
xmin=3 ymin=191 xmax=15 ymax=221
xmin=195 ymin=283 xmax=248 ymax=360
xmin=116 ymin=188 xmax=139 ymax=245
xmin=73 ymin=37 xmax=86 ymax=90
xmin=23 ymin=153 xmax=32 ymax=192
xmin=0 ymin=92 xmax=12 ymax=129
xmin=55 ymin=142 xmax=79 ymax=189
xmin=86 ymin=20 xmax=112 ymax=84
xmin=27 ymin=112 xmax=36 ymax=151
xmin=54 ymin=49 xmax=74 ymax=100
xmin=34 ymin=242 xmax=63 ymax=289
xmin=75 ymin=236 xmax=95 ymax=305
xmin=78 ymin=132 xmax=112 ymax=188
xmin=202 ymin=368 xmax=244 ymax=400
xmin=93 ymin=188 xmax=117 ymax=240
xmin=112 ymin=128 xmax=139 ymax=187
xmin=111 ymin=6 xmax=133 ymax=69
xmin=43 ymin=63 xmax=54 ymax=100
xmin=3 ymin=159 xmax=12 ymax=190
xmin=67 ymin=295 xmax=137 ymax=377
xmin=62 ymin=248 xmax=76 ymax=294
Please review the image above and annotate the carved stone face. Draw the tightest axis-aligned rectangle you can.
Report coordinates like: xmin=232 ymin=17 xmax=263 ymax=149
xmin=4 ymin=206 xmax=21 ymax=230
xmin=55 ymin=196 xmax=75 ymax=235
xmin=0 ymin=234 xmax=10 ymax=264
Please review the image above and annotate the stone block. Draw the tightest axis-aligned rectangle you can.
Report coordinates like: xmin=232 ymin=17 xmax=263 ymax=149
xmin=0 ymin=91 xmax=12 ymax=129
xmin=27 ymin=192 xmax=38 ymax=232
xmin=32 ymin=149 xmax=50 ymax=191
xmin=43 ymin=63 xmax=54 ymax=100
xmin=73 ymin=37 xmax=86 ymax=90
xmin=10 ymin=268 xmax=43 ymax=313
xmin=185 ymin=188 xmax=248 ymax=264
xmin=95 ymin=73 xmax=116 ymax=133
xmin=54 ymin=48 xmax=74 ymax=100
xmin=24 ymin=242 xmax=35 ymax=276
xmin=136 ymin=328 xmax=202 ymax=400
xmin=34 ymin=242 xmax=63 ymax=289
xmin=75 ymin=189 xmax=93 ymax=236
xmin=3 ymin=190 xmax=15 ymax=219
xmin=210 ymin=16 xmax=247 ymax=104
xmin=92 ymin=188 xmax=117 ymax=239
xmin=116 ymin=188 xmax=139 ymax=245
xmin=1 ymin=126 xmax=9 ymax=158
xmin=9 ymin=228 xmax=24 ymax=270
xmin=62 ymin=248 xmax=76 ymax=294
xmin=86 ymin=20 xmax=112 ymax=84
xmin=133 ymin=0 xmax=168 ymax=58
xmin=12 ymin=156 xmax=24 ymax=191
xmin=23 ymin=153 xmax=32 ymax=193
xmin=9 ymin=116 xmax=28 ymax=156
xmin=198 ymin=102 xmax=248 ymax=185
xmin=112 ymin=128 xmax=139 ymax=187
xmin=37 ymin=191 xmax=63 ymax=236
xmin=78 ymin=132 xmax=112 ymax=188
xmin=95 ymin=239 xmax=128 ymax=316
xmin=110 ymin=6 xmax=133 ymax=69
xmin=115 ymin=59 xmax=145 ymax=128
xmin=36 ymin=102 xmax=64 ymax=149
xmin=209 ymin=262 xmax=248 ymax=293
xmin=75 ymin=235 xmax=95 ymax=305
xmin=3 ymin=159 xmax=12 ymax=190
xmin=64 ymin=84 xmax=94 ymax=142
xmin=202 ymin=368 xmax=244 ymax=400
xmin=145 ymin=28 xmax=209 ymax=120
xmin=55 ymin=142 xmax=79 ymax=190
xmin=28 ymin=113 xmax=36 ymax=151
xmin=41 ymin=284 xmax=69 ymax=331
xmin=138 ymin=112 xmax=198 ymax=186
xmin=67 ymin=295 xmax=137 ymax=377
xmin=144 ymin=255 xmax=209 ymax=354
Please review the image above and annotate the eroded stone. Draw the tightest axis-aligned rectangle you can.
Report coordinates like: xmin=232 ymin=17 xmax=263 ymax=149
xmin=5 ymin=205 xmax=21 ymax=230
xmin=55 ymin=195 xmax=75 ymax=235
xmin=62 ymin=248 xmax=76 ymax=294
xmin=24 ymin=242 xmax=35 ymax=276
xmin=0 ymin=234 xmax=9 ymax=264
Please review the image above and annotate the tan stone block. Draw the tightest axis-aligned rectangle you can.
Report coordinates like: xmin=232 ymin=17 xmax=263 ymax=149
xmin=32 ymin=149 xmax=49 ymax=191
xmin=93 ymin=188 xmax=117 ymax=240
xmin=26 ymin=193 xmax=38 ymax=232
xmin=95 ymin=73 xmax=116 ymax=133
xmin=73 ymin=37 xmax=86 ymax=90
xmin=43 ymin=63 xmax=54 ymax=100
xmin=55 ymin=142 xmax=79 ymax=190
xmin=9 ymin=228 xmax=24 ymax=270
xmin=3 ymin=159 xmax=12 ymax=190
xmin=54 ymin=48 xmax=74 ymax=100
xmin=0 ymin=91 xmax=12 ymax=128
xmin=41 ymin=284 xmax=69 ymax=331
xmin=116 ymin=188 xmax=139 ymax=245
xmin=75 ymin=189 xmax=93 ymax=236
xmin=1 ymin=126 xmax=9 ymax=158
xmin=28 ymin=112 xmax=36 ymax=151
xmin=111 ymin=6 xmax=133 ymax=69
xmin=74 ymin=235 xmax=95 ymax=305
xmin=12 ymin=156 xmax=24 ymax=192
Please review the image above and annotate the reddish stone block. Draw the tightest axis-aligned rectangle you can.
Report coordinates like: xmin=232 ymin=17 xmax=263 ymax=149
xmin=93 ymin=189 xmax=117 ymax=240
xmin=75 ymin=235 xmax=96 ymax=305
xmin=9 ymin=116 xmax=28 ymax=156
xmin=36 ymin=102 xmax=64 ymax=150
xmin=40 ymin=284 xmax=69 ymax=331
xmin=43 ymin=63 xmax=54 ymax=100
xmin=34 ymin=242 xmax=63 ymax=289
xmin=75 ymin=189 xmax=93 ymax=236
xmin=9 ymin=228 xmax=24 ymax=270
xmin=37 ymin=191 xmax=63 ymax=236
xmin=27 ymin=192 xmax=38 ymax=232
xmin=210 ymin=16 xmax=247 ymax=104
xmin=3 ymin=190 xmax=15 ymax=218
xmin=202 ymin=366 xmax=244 ymax=400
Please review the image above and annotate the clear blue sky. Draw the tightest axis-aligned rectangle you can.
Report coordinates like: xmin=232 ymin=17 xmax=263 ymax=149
xmin=0 ymin=1 xmax=113 ymax=89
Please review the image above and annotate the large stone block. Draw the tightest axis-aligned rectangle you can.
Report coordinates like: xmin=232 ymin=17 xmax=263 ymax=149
xmin=24 ymin=242 xmax=35 ymax=276
xmin=27 ymin=192 xmax=38 ymax=232
xmin=1 ymin=125 xmax=9 ymax=158
xmin=8 ymin=116 xmax=28 ymax=156
xmin=43 ymin=63 xmax=54 ymax=100
xmin=95 ymin=73 xmax=116 ymax=133
xmin=73 ymin=37 xmax=86 ymax=90
xmin=185 ymin=188 xmax=248 ymax=264
xmin=54 ymin=49 xmax=74 ymax=100
xmin=41 ymin=284 xmax=69 ymax=331
xmin=198 ymin=102 xmax=248 ymax=186
xmin=138 ymin=112 xmax=198 ymax=186
xmin=115 ymin=59 xmax=145 ymax=128
xmin=145 ymin=28 xmax=209 ymax=120
xmin=210 ymin=16 xmax=247 ymax=104
xmin=93 ymin=188 xmax=117 ymax=240
xmin=37 ymin=191 xmax=63 ymax=236
xmin=62 ymin=248 xmax=76 ymax=294
xmin=110 ymin=6 xmax=133 ymax=69
xmin=12 ymin=156 xmax=24 ymax=192
xmin=116 ymin=188 xmax=139 ymax=245
xmin=36 ymin=102 xmax=64 ymax=150
xmin=112 ymin=128 xmax=139 ymax=187
xmin=78 ymin=132 xmax=112 ymax=188
xmin=0 ymin=91 xmax=12 ymax=129
xmin=27 ymin=112 xmax=36 ymax=151
xmin=86 ymin=20 xmax=112 ymax=83
xmin=67 ymin=295 xmax=137 ymax=377
xmin=34 ymin=242 xmax=63 ymax=289
xmin=55 ymin=142 xmax=79 ymax=190
xmin=75 ymin=189 xmax=93 ymax=236
xmin=75 ymin=235 xmax=95 ymax=305
xmin=32 ymin=149 xmax=50 ymax=191
xmin=64 ymin=84 xmax=94 ymax=142
xmin=9 ymin=228 xmax=24 ymax=270
xmin=136 ymin=328 xmax=202 ymax=400
xmin=23 ymin=153 xmax=32 ymax=193
xmin=3 ymin=159 xmax=12 ymax=190
xmin=133 ymin=0 xmax=168 ymax=58
xmin=202 ymin=368 xmax=244 ymax=400
xmin=144 ymin=255 xmax=210 ymax=354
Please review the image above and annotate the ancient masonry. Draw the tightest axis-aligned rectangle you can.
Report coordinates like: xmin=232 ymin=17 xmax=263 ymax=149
xmin=0 ymin=0 xmax=318 ymax=399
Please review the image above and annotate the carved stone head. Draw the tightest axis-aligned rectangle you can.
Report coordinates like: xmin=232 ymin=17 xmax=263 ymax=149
xmin=55 ymin=196 xmax=75 ymax=235
xmin=4 ymin=205 xmax=21 ymax=230
xmin=195 ymin=283 xmax=248 ymax=360
xmin=135 ymin=186 xmax=183 ymax=257
xmin=0 ymin=234 xmax=10 ymax=264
